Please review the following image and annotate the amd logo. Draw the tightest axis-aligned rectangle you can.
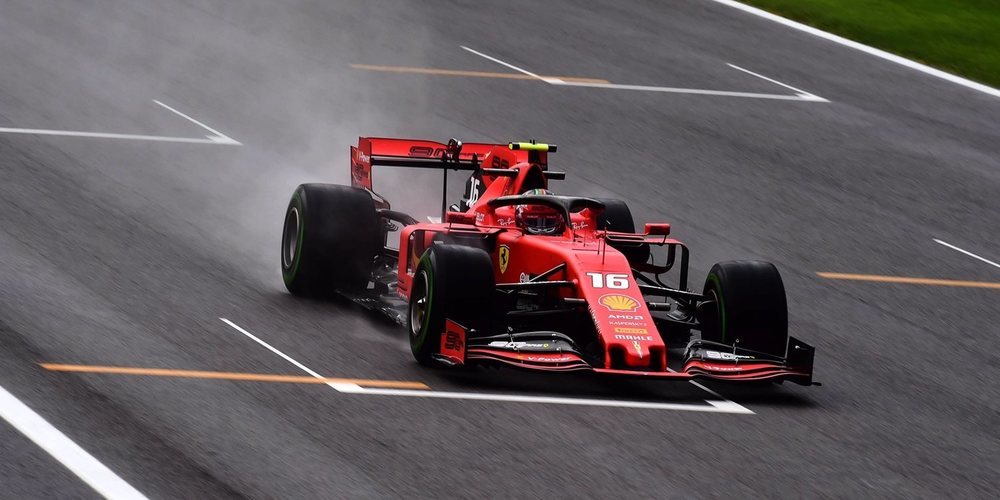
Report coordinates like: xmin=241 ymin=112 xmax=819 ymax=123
xmin=608 ymin=314 xmax=645 ymax=320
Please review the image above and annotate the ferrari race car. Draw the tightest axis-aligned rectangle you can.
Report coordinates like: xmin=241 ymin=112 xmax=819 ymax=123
xmin=280 ymin=137 xmax=816 ymax=385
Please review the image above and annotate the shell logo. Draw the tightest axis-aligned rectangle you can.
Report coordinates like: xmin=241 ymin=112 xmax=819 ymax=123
xmin=599 ymin=294 xmax=640 ymax=312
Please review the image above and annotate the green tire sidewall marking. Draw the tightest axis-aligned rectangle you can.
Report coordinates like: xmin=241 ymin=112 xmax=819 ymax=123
xmin=413 ymin=255 xmax=434 ymax=352
xmin=282 ymin=191 xmax=305 ymax=283
xmin=707 ymin=273 xmax=727 ymax=343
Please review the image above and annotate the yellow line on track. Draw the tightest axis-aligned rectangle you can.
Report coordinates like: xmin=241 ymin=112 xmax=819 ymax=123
xmin=39 ymin=364 xmax=430 ymax=389
xmin=817 ymin=273 xmax=1000 ymax=289
xmin=350 ymin=64 xmax=610 ymax=84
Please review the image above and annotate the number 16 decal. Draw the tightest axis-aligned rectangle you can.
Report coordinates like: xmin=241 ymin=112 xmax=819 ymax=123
xmin=586 ymin=272 xmax=628 ymax=289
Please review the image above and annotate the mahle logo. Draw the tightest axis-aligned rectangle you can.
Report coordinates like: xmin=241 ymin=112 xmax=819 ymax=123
xmin=615 ymin=334 xmax=653 ymax=341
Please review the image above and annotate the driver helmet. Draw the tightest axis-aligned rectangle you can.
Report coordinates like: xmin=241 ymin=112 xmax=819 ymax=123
xmin=515 ymin=189 xmax=564 ymax=235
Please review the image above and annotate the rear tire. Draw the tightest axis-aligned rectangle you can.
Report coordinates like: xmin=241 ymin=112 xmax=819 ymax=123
xmin=281 ymin=184 xmax=380 ymax=296
xmin=595 ymin=198 xmax=649 ymax=265
xmin=701 ymin=261 xmax=788 ymax=357
xmin=408 ymin=245 xmax=495 ymax=366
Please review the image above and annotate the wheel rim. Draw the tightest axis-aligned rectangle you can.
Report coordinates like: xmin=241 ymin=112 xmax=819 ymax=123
xmin=410 ymin=270 xmax=429 ymax=339
xmin=282 ymin=206 xmax=300 ymax=270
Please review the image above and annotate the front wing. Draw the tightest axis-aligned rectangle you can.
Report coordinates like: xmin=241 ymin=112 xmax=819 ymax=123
xmin=452 ymin=327 xmax=816 ymax=386
xmin=338 ymin=286 xmax=816 ymax=386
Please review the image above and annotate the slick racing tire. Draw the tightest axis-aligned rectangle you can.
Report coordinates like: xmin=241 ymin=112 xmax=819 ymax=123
xmin=595 ymin=198 xmax=649 ymax=265
xmin=701 ymin=261 xmax=788 ymax=357
xmin=408 ymin=245 xmax=495 ymax=366
xmin=281 ymin=184 xmax=380 ymax=296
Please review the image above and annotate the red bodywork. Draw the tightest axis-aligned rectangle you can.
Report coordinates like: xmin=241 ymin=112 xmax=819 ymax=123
xmin=351 ymin=137 xmax=814 ymax=384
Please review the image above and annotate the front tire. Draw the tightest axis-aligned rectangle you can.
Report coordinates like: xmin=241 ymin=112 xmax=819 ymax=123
xmin=408 ymin=245 xmax=495 ymax=366
xmin=701 ymin=261 xmax=788 ymax=357
xmin=281 ymin=184 xmax=380 ymax=296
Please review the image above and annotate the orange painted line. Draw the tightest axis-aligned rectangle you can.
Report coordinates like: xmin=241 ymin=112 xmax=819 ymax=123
xmin=350 ymin=64 xmax=610 ymax=84
xmin=817 ymin=273 xmax=1000 ymax=289
xmin=39 ymin=364 xmax=430 ymax=389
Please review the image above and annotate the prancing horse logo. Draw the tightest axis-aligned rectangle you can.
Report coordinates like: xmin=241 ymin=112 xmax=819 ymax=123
xmin=498 ymin=245 xmax=510 ymax=274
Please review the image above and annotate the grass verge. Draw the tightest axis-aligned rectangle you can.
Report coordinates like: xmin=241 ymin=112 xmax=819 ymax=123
xmin=738 ymin=0 xmax=1000 ymax=88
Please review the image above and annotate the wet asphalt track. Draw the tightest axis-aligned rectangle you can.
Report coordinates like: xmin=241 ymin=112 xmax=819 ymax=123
xmin=1 ymin=0 xmax=998 ymax=498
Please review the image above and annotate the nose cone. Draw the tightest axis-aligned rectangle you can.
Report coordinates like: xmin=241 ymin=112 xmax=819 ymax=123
xmin=597 ymin=294 xmax=640 ymax=312
xmin=588 ymin=293 xmax=667 ymax=370
xmin=617 ymin=334 xmax=652 ymax=361
xmin=572 ymin=247 xmax=667 ymax=371
xmin=608 ymin=331 xmax=662 ymax=369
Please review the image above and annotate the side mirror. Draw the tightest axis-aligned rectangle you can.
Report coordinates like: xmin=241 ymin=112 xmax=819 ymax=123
xmin=644 ymin=223 xmax=671 ymax=236
xmin=445 ymin=211 xmax=476 ymax=224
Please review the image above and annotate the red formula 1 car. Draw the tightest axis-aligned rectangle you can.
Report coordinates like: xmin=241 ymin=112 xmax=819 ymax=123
xmin=280 ymin=137 xmax=816 ymax=385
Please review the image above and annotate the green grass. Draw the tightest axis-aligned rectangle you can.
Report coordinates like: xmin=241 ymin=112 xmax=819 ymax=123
xmin=739 ymin=0 xmax=1000 ymax=88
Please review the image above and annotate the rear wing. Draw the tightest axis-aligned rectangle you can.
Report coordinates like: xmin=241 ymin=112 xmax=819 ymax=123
xmin=350 ymin=137 xmax=557 ymax=191
xmin=350 ymin=137 xmax=559 ymax=216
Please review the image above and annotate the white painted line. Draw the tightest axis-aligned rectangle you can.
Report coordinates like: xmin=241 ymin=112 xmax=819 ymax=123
xmin=933 ymin=239 xmax=1000 ymax=270
xmin=220 ymin=318 xmax=753 ymax=414
xmin=727 ymin=63 xmax=828 ymax=102
xmin=461 ymin=45 xmax=823 ymax=102
xmin=0 ymin=100 xmax=241 ymax=145
xmin=0 ymin=384 xmax=148 ymax=500
xmin=0 ymin=127 xmax=238 ymax=145
xmin=152 ymin=100 xmax=241 ymax=145
xmin=706 ymin=0 xmax=1000 ymax=100
xmin=551 ymin=80 xmax=821 ymax=101
xmin=219 ymin=318 xmax=359 ymax=391
xmin=220 ymin=318 xmax=325 ymax=379
xmin=667 ymin=366 xmax=738 ymax=402
xmin=459 ymin=46 xmax=552 ymax=82
xmin=689 ymin=379 xmax=726 ymax=398
xmin=342 ymin=387 xmax=754 ymax=413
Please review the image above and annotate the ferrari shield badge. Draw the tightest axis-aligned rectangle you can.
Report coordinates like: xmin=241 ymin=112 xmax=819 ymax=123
xmin=498 ymin=245 xmax=510 ymax=274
